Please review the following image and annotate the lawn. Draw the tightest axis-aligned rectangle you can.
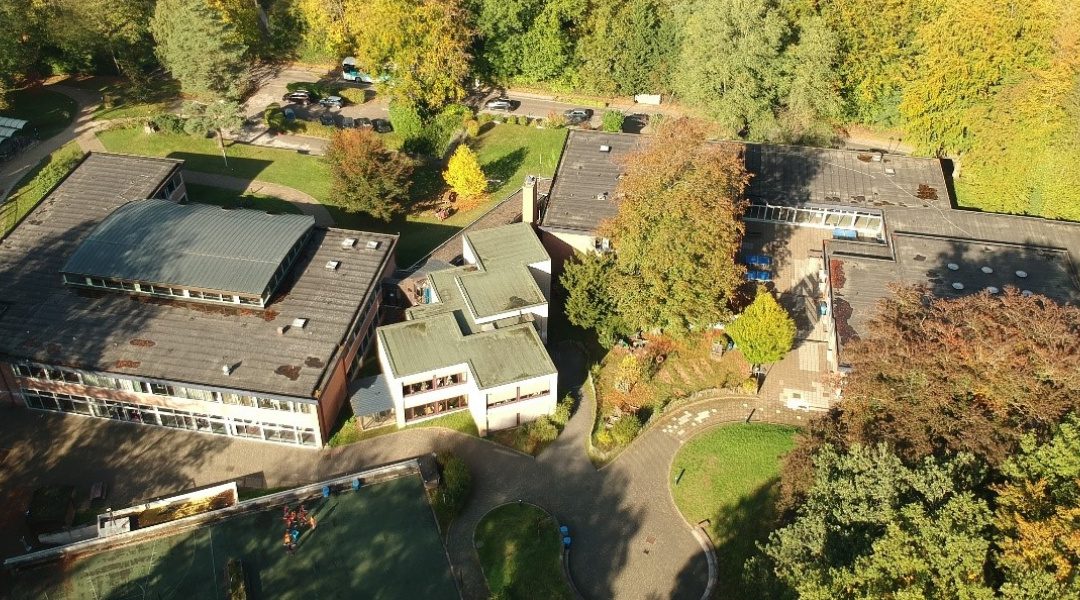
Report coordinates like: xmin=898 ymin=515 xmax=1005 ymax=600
xmin=1 ymin=87 xmax=78 ymax=139
xmin=96 ymin=127 xmax=331 ymax=199
xmin=185 ymin=183 xmax=304 ymax=215
xmin=328 ymin=406 xmax=479 ymax=447
xmin=60 ymin=75 xmax=180 ymax=121
xmin=96 ymin=122 xmax=567 ymax=266
xmin=1 ymin=142 xmax=84 ymax=237
xmin=670 ymin=423 xmax=798 ymax=598
xmin=475 ymin=503 xmax=574 ymax=600
xmin=9 ymin=475 xmax=458 ymax=600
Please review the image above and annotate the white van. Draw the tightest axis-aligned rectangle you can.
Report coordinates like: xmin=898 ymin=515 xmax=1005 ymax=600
xmin=341 ymin=57 xmax=373 ymax=84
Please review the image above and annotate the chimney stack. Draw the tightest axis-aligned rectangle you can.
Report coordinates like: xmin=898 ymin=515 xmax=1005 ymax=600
xmin=522 ymin=175 xmax=538 ymax=224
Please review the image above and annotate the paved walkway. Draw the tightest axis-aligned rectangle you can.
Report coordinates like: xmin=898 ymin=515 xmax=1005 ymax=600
xmin=182 ymin=170 xmax=335 ymax=226
xmin=0 ymin=84 xmax=102 ymax=200
xmin=0 ymin=374 xmax=808 ymax=599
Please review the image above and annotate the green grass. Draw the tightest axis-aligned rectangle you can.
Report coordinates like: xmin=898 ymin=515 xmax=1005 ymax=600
xmin=670 ymin=423 xmax=799 ymax=598
xmin=10 ymin=476 xmax=458 ymax=600
xmin=1 ymin=142 xmax=84 ymax=237
xmin=328 ymin=407 xmax=479 ymax=447
xmin=185 ymin=183 xmax=304 ymax=215
xmin=96 ymin=127 xmax=331 ymax=199
xmin=2 ymin=87 xmax=78 ymax=139
xmin=61 ymin=75 xmax=181 ymax=121
xmin=476 ymin=503 xmax=573 ymax=600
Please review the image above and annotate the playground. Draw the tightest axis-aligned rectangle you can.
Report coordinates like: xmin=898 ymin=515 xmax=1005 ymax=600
xmin=8 ymin=474 xmax=458 ymax=600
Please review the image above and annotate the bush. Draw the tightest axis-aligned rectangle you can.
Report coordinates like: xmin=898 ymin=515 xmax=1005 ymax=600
xmin=465 ymin=119 xmax=480 ymax=137
xmin=263 ymin=103 xmax=284 ymax=132
xmin=285 ymin=81 xmax=339 ymax=100
xmin=478 ymin=112 xmax=494 ymax=125
xmin=602 ymin=110 xmax=625 ymax=133
xmin=389 ymin=101 xmax=424 ymax=149
xmin=424 ymin=103 xmax=473 ymax=156
xmin=545 ymin=110 xmax=567 ymax=129
xmin=552 ymin=396 xmax=573 ymax=427
xmin=338 ymin=88 xmax=367 ymax=105
xmin=610 ymin=414 xmax=643 ymax=446
xmin=740 ymin=376 xmax=760 ymax=394
xmin=151 ymin=113 xmax=186 ymax=134
xmin=530 ymin=416 xmax=559 ymax=443
xmin=595 ymin=429 xmax=614 ymax=448
xmin=435 ymin=452 xmax=471 ymax=519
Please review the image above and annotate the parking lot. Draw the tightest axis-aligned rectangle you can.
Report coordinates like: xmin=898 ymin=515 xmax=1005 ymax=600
xmin=243 ymin=65 xmax=390 ymax=124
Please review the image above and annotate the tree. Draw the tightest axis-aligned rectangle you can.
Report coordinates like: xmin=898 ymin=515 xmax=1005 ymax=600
xmin=519 ymin=0 xmax=585 ymax=84
xmin=675 ymin=0 xmax=788 ymax=139
xmin=603 ymin=118 xmax=749 ymax=335
xmin=560 ymin=251 xmax=627 ymax=346
xmin=761 ymin=445 xmax=996 ymax=599
xmin=150 ymin=0 xmax=248 ymax=100
xmin=295 ymin=0 xmax=353 ymax=59
xmin=473 ymin=0 xmax=545 ymax=82
xmin=443 ymin=145 xmax=487 ymax=209
xmin=182 ymin=100 xmax=244 ymax=167
xmin=207 ymin=0 xmax=265 ymax=54
xmin=779 ymin=16 xmax=843 ymax=144
xmin=995 ymin=415 xmax=1080 ymax=597
xmin=347 ymin=0 xmax=473 ymax=110
xmin=45 ymin=0 xmax=153 ymax=77
xmin=0 ymin=0 xmax=41 ymax=109
xmin=325 ymin=129 xmax=414 ymax=221
xmin=575 ymin=0 xmax=676 ymax=95
xmin=727 ymin=288 xmax=796 ymax=365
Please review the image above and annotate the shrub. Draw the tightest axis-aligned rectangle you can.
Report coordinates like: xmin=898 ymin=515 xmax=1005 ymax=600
xmin=552 ymin=396 xmax=573 ymax=426
xmin=610 ymin=414 xmax=642 ymax=446
xmin=530 ymin=416 xmax=559 ymax=443
xmin=477 ymin=112 xmax=494 ymax=125
xmin=602 ymin=110 xmax=625 ymax=133
xmin=545 ymin=110 xmax=567 ymax=129
xmin=338 ymin=88 xmax=366 ymax=105
xmin=434 ymin=452 xmax=471 ymax=520
xmin=151 ymin=113 xmax=186 ymax=134
xmin=595 ymin=429 xmax=614 ymax=448
xmin=263 ymin=103 xmax=284 ymax=132
xmin=465 ymin=119 xmax=480 ymax=137
xmin=740 ymin=376 xmax=760 ymax=394
xmin=389 ymin=101 xmax=424 ymax=149
xmin=424 ymin=103 xmax=473 ymax=156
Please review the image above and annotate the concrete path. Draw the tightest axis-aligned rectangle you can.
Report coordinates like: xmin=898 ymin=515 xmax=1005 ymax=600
xmin=182 ymin=170 xmax=335 ymax=226
xmin=0 ymin=84 xmax=102 ymax=200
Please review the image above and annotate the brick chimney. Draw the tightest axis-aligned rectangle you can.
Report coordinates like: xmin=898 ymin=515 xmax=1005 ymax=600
xmin=522 ymin=175 xmax=538 ymax=224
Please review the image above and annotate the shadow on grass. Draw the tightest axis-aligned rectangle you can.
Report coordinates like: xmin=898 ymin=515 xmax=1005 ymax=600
xmin=483 ymin=147 xmax=526 ymax=185
xmin=166 ymin=151 xmax=275 ymax=184
xmin=708 ymin=478 xmax=788 ymax=599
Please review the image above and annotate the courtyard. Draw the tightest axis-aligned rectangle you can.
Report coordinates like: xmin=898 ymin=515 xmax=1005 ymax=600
xmin=7 ymin=474 xmax=457 ymax=600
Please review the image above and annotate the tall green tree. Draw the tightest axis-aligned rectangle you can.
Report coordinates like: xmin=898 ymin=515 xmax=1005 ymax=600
xmin=762 ymin=445 xmax=996 ymax=599
xmin=779 ymin=16 xmax=843 ymax=144
xmin=675 ymin=0 xmax=788 ymax=139
xmin=45 ymin=0 xmax=153 ymax=77
xmin=151 ymin=0 xmax=249 ymax=100
xmin=325 ymin=129 xmax=414 ymax=221
xmin=575 ymin=0 xmax=676 ymax=95
xmin=560 ymin=251 xmax=626 ymax=347
xmin=472 ymin=0 xmax=545 ymax=82
xmin=443 ymin=145 xmax=488 ymax=210
xmin=182 ymin=100 xmax=244 ymax=167
xmin=519 ymin=0 xmax=585 ymax=84
xmin=349 ymin=0 xmax=473 ymax=110
xmin=727 ymin=288 xmax=796 ymax=365
xmin=0 ymin=0 xmax=41 ymax=109
xmin=603 ymin=118 xmax=749 ymax=335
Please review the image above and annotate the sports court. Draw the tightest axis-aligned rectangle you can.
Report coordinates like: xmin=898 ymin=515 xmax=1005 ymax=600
xmin=8 ymin=474 xmax=458 ymax=600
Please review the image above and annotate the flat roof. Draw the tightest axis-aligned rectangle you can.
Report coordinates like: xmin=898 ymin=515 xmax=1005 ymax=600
xmin=457 ymin=266 xmax=546 ymax=319
xmin=465 ymin=221 xmax=550 ymax=269
xmin=62 ymin=199 xmax=315 ymax=296
xmin=348 ymin=374 xmax=395 ymax=417
xmin=542 ymin=130 xmax=640 ymax=233
xmin=0 ymin=153 xmax=397 ymax=399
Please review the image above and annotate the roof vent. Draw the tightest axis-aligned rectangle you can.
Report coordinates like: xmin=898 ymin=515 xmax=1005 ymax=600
xmin=952 ymin=282 xmax=965 ymax=290
xmin=276 ymin=325 xmax=288 ymax=335
xmin=341 ymin=238 xmax=357 ymax=248
xmin=947 ymin=263 xmax=959 ymax=271
xmin=600 ymin=145 xmax=611 ymax=152
xmin=366 ymin=240 xmax=380 ymax=250
xmin=980 ymin=266 xmax=993 ymax=274
xmin=986 ymin=286 xmax=1000 ymax=294
xmin=292 ymin=318 xmax=308 ymax=329
xmin=1015 ymin=270 xmax=1028 ymax=278
xmin=1022 ymin=290 xmax=1034 ymax=297
xmin=872 ymin=152 xmax=883 ymax=162
xmin=884 ymin=167 xmax=896 ymax=175
xmin=325 ymin=260 xmax=340 ymax=271
xmin=222 ymin=364 xmax=234 ymax=375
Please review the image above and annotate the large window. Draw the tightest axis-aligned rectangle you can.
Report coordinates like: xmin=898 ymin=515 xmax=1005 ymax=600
xmin=403 ymin=395 xmax=466 ymax=422
xmin=21 ymin=389 xmax=318 ymax=446
xmin=402 ymin=372 xmax=467 ymax=397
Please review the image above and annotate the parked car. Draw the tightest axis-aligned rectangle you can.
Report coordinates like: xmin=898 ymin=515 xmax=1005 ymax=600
xmin=485 ymin=97 xmax=515 ymax=111
xmin=318 ymin=114 xmax=335 ymax=126
xmin=355 ymin=117 xmax=373 ymax=130
xmin=341 ymin=57 xmax=375 ymax=84
xmin=564 ymin=108 xmax=594 ymax=125
xmin=339 ymin=115 xmax=355 ymax=129
xmin=282 ymin=90 xmax=312 ymax=105
xmin=319 ymin=95 xmax=343 ymax=108
xmin=372 ymin=118 xmax=393 ymax=133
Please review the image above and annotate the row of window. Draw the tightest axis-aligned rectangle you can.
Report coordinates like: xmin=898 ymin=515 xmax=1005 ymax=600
xmin=403 ymin=395 xmax=466 ymax=422
xmin=12 ymin=363 xmax=314 ymax=414
xmin=487 ymin=388 xmax=551 ymax=410
xmin=61 ymin=274 xmax=264 ymax=307
xmin=402 ymin=372 xmax=467 ymax=397
xmin=22 ymin=389 xmax=318 ymax=446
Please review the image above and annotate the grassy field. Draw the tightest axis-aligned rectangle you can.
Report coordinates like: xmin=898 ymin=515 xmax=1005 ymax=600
xmin=670 ymin=423 xmax=798 ymax=597
xmin=96 ymin=123 xmax=566 ymax=266
xmin=1 ymin=142 xmax=84 ymax=237
xmin=475 ymin=503 xmax=574 ymax=600
xmin=328 ymin=407 xmax=479 ymax=447
xmin=185 ymin=183 xmax=304 ymax=215
xmin=2 ymin=87 xmax=78 ymax=139
xmin=9 ymin=475 xmax=457 ymax=600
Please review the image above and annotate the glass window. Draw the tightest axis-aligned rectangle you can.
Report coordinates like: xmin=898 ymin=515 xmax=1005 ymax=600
xmin=297 ymin=403 xmax=313 ymax=414
xmin=14 ymin=364 xmax=33 ymax=378
xmin=149 ymin=383 xmax=169 ymax=396
xmin=300 ymin=430 xmax=317 ymax=446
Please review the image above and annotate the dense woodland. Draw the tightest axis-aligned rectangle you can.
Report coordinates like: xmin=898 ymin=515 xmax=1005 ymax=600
xmin=1 ymin=0 xmax=1078 ymax=220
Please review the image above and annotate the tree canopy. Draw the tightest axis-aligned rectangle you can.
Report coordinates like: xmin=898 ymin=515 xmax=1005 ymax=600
xmin=150 ymin=0 xmax=248 ymax=100
xmin=325 ymin=129 xmax=414 ymax=221
xmin=443 ymin=145 xmax=487 ymax=210
xmin=560 ymin=251 xmax=626 ymax=347
xmin=602 ymin=118 xmax=749 ymax=335
xmin=727 ymin=288 xmax=796 ymax=365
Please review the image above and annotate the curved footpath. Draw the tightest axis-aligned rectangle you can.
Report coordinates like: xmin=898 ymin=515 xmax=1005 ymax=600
xmin=0 ymin=380 xmax=806 ymax=599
